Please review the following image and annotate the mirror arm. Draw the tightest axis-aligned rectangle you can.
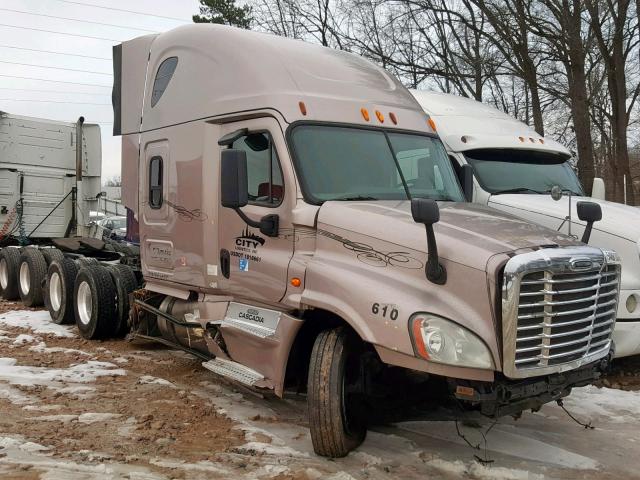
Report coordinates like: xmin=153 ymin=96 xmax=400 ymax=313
xmin=234 ymin=208 xmax=279 ymax=237
xmin=424 ymin=224 xmax=447 ymax=285
xmin=581 ymin=222 xmax=594 ymax=244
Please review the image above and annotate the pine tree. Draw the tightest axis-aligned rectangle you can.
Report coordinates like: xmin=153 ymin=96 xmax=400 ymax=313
xmin=192 ymin=0 xmax=252 ymax=29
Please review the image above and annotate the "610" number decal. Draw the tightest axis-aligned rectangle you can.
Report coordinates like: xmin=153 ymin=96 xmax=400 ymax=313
xmin=371 ymin=303 xmax=399 ymax=320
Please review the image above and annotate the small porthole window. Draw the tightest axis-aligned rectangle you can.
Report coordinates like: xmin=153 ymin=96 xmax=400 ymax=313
xmin=151 ymin=57 xmax=178 ymax=107
xmin=149 ymin=156 xmax=163 ymax=209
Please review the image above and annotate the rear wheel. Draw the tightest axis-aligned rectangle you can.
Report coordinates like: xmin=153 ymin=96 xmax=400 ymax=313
xmin=18 ymin=248 xmax=47 ymax=307
xmin=77 ymin=257 xmax=100 ymax=268
xmin=74 ymin=265 xmax=117 ymax=339
xmin=106 ymin=264 xmax=137 ymax=337
xmin=41 ymin=248 xmax=64 ymax=266
xmin=0 ymin=248 xmax=21 ymax=300
xmin=307 ymin=327 xmax=367 ymax=458
xmin=45 ymin=258 xmax=78 ymax=325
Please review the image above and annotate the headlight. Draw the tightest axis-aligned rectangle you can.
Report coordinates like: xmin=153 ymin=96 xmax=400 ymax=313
xmin=410 ymin=314 xmax=494 ymax=369
xmin=602 ymin=248 xmax=621 ymax=265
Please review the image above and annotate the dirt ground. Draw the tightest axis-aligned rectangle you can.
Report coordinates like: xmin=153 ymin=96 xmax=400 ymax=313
xmin=1 ymin=300 xmax=640 ymax=480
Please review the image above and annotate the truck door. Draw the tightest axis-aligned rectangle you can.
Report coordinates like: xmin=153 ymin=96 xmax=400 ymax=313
xmin=217 ymin=118 xmax=294 ymax=303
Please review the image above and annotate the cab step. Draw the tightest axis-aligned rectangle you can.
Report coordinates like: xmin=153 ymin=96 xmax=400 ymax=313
xmin=202 ymin=358 xmax=264 ymax=386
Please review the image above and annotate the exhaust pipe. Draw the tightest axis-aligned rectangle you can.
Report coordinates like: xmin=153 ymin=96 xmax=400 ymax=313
xmin=75 ymin=116 xmax=85 ymax=236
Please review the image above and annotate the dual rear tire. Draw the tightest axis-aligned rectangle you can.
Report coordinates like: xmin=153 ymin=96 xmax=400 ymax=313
xmin=0 ymin=248 xmax=21 ymax=300
xmin=18 ymin=248 xmax=47 ymax=307
xmin=72 ymin=263 xmax=136 ymax=339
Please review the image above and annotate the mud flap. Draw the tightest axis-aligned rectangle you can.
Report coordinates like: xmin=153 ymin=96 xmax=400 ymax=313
xmin=218 ymin=302 xmax=303 ymax=396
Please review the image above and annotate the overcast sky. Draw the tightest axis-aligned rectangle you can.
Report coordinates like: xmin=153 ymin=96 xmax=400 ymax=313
xmin=0 ymin=0 xmax=201 ymax=180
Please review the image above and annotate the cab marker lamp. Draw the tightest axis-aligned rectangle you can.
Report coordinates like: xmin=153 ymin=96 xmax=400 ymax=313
xmin=428 ymin=118 xmax=437 ymax=131
xmin=361 ymin=108 xmax=370 ymax=121
xmin=389 ymin=112 xmax=398 ymax=125
xmin=410 ymin=314 xmax=494 ymax=369
xmin=299 ymin=101 xmax=307 ymax=116
xmin=375 ymin=110 xmax=384 ymax=123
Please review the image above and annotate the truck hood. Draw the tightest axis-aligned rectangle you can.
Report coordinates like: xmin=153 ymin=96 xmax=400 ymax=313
xmin=488 ymin=194 xmax=640 ymax=243
xmin=318 ymin=201 xmax=581 ymax=271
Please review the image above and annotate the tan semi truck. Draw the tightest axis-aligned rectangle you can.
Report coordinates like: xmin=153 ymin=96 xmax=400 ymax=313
xmin=14 ymin=24 xmax=620 ymax=457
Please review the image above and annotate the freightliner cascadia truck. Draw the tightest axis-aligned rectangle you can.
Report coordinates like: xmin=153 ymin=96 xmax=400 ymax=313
xmin=0 ymin=25 xmax=619 ymax=457
xmin=411 ymin=90 xmax=640 ymax=358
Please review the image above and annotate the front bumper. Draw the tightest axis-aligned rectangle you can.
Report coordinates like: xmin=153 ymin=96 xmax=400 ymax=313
xmin=614 ymin=289 xmax=640 ymax=357
xmin=449 ymin=353 xmax=612 ymax=417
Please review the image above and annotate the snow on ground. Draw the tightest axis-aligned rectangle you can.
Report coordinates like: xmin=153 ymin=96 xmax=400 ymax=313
xmin=2 ymin=308 xmax=640 ymax=479
xmin=0 ymin=310 xmax=75 ymax=337
xmin=0 ymin=435 xmax=167 ymax=480
xmin=562 ymin=384 xmax=640 ymax=422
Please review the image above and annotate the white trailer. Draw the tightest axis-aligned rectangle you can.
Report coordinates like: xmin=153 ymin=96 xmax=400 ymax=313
xmin=0 ymin=112 xmax=102 ymax=240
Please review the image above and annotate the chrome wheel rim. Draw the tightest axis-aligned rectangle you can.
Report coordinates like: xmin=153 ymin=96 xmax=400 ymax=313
xmin=77 ymin=281 xmax=92 ymax=325
xmin=50 ymin=272 xmax=62 ymax=312
xmin=0 ymin=259 xmax=7 ymax=289
xmin=19 ymin=262 xmax=30 ymax=295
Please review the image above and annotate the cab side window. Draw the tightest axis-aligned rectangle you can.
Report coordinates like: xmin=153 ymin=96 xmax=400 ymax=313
xmin=149 ymin=156 xmax=163 ymax=209
xmin=231 ymin=132 xmax=284 ymax=206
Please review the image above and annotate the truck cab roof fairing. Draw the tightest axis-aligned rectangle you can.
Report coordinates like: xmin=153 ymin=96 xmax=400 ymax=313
xmin=410 ymin=90 xmax=570 ymax=158
xmin=114 ymin=24 xmax=432 ymax=135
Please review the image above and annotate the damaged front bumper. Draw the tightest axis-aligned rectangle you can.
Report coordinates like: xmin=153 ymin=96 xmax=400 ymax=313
xmin=450 ymin=352 xmax=613 ymax=418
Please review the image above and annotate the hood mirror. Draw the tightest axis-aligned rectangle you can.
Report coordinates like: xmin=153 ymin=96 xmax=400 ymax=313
xmin=411 ymin=198 xmax=447 ymax=285
xmin=550 ymin=184 xmax=576 ymax=238
xmin=577 ymin=201 xmax=602 ymax=244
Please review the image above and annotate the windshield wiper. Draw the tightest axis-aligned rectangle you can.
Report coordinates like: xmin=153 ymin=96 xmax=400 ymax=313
xmin=333 ymin=195 xmax=379 ymax=201
xmin=492 ymin=187 xmax=545 ymax=195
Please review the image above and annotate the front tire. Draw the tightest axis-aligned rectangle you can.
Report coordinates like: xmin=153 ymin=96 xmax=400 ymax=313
xmin=307 ymin=327 xmax=367 ymax=458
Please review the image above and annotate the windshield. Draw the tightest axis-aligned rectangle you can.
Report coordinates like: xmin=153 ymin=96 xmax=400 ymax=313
xmin=289 ymin=125 xmax=464 ymax=203
xmin=465 ymin=149 xmax=584 ymax=195
xmin=112 ymin=218 xmax=126 ymax=229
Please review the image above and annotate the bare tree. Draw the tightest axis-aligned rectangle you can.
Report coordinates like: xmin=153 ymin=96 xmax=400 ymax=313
xmin=585 ymin=0 xmax=639 ymax=202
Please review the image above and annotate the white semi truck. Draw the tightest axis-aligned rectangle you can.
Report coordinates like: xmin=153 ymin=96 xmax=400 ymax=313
xmin=0 ymin=112 xmax=102 ymax=240
xmin=0 ymin=112 xmax=131 ymax=306
xmin=411 ymin=91 xmax=640 ymax=357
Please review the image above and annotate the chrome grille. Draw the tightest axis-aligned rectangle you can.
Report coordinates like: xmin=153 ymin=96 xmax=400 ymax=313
xmin=502 ymin=247 xmax=621 ymax=379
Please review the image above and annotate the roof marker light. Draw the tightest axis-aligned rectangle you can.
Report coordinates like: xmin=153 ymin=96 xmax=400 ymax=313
xmin=518 ymin=136 xmax=525 ymax=142
xmin=375 ymin=110 xmax=384 ymax=123
xmin=389 ymin=112 xmax=398 ymax=125
xmin=299 ymin=101 xmax=307 ymax=116
xmin=428 ymin=118 xmax=437 ymax=131
xmin=529 ymin=137 xmax=535 ymax=143
xmin=539 ymin=138 xmax=544 ymax=144
xmin=361 ymin=108 xmax=370 ymax=122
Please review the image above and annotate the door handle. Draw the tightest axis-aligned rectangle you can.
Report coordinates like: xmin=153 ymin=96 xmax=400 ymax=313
xmin=220 ymin=249 xmax=230 ymax=279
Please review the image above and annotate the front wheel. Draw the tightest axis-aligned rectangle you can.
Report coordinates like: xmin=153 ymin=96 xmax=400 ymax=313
xmin=307 ymin=327 xmax=367 ymax=458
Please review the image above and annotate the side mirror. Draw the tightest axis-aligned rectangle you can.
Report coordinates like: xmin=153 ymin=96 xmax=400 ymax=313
xmin=460 ymin=164 xmax=474 ymax=202
xmin=591 ymin=177 xmax=606 ymax=200
xmin=411 ymin=197 xmax=440 ymax=225
xmin=220 ymin=148 xmax=279 ymax=237
xmin=577 ymin=201 xmax=602 ymax=244
xmin=411 ymin=198 xmax=446 ymax=285
xmin=220 ymin=149 xmax=249 ymax=209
